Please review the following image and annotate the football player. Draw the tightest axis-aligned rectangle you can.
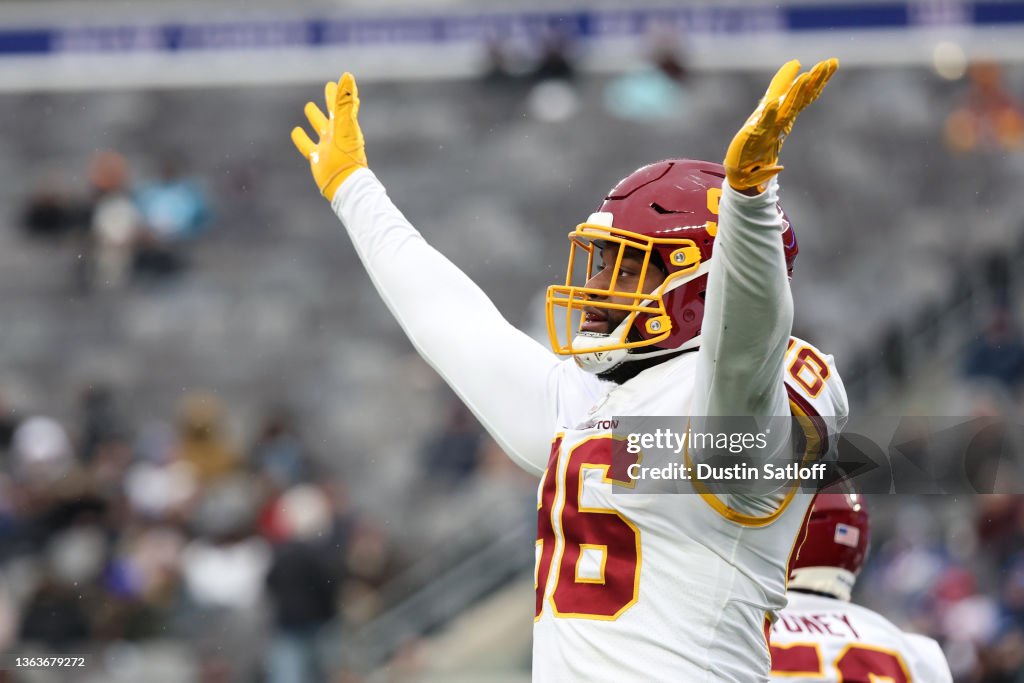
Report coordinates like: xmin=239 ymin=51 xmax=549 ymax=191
xmin=771 ymin=492 xmax=953 ymax=682
xmin=292 ymin=59 xmax=846 ymax=681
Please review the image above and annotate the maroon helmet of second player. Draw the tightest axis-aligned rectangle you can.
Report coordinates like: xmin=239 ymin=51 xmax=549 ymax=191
xmin=790 ymin=491 xmax=870 ymax=602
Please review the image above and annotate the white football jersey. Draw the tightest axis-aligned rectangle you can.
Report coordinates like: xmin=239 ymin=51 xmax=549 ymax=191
xmin=770 ymin=591 xmax=952 ymax=682
xmin=332 ymin=170 xmax=848 ymax=682
xmin=532 ymin=339 xmax=847 ymax=682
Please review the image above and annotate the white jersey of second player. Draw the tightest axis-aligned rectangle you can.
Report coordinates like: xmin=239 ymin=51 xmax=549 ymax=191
xmin=770 ymin=590 xmax=952 ymax=682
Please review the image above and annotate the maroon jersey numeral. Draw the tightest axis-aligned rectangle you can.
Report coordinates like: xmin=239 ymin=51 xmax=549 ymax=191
xmin=770 ymin=643 xmax=823 ymax=676
xmin=788 ymin=345 xmax=830 ymax=398
xmin=835 ymin=644 xmax=911 ymax=682
xmin=534 ymin=438 xmax=560 ymax=618
xmin=771 ymin=642 xmax=912 ymax=681
xmin=535 ymin=436 xmax=641 ymax=620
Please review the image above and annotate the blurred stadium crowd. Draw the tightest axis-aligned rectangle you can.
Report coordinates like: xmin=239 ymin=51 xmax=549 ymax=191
xmin=858 ymin=496 xmax=1024 ymax=682
xmin=0 ymin=387 xmax=416 ymax=682
xmin=0 ymin=27 xmax=1023 ymax=683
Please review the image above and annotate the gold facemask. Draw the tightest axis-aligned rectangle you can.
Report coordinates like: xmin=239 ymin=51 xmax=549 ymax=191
xmin=545 ymin=222 xmax=703 ymax=357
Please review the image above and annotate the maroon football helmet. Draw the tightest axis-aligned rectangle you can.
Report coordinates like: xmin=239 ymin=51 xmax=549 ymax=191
xmin=546 ymin=159 xmax=798 ymax=374
xmin=789 ymin=491 xmax=871 ymax=601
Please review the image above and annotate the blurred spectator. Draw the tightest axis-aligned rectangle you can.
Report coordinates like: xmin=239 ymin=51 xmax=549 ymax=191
xmin=650 ymin=31 xmax=688 ymax=85
xmin=182 ymin=474 xmax=269 ymax=612
xmin=105 ymin=524 xmax=186 ymax=622
xmin=340 ymin=519 xmax=401 ymax=631
xmin=527 ymin=80 xmax=579 ymax=122
xmin=984 ymin=629 xmax=1024 ymax=682
xmin=934 ymin=567 xmax=999 ymax=644
xmin=20 ymin=185 xmax=70 ymax=239
xmin=135 ymin=154 xmax=210 ymax=243
xmin=11 ymin=416 xmax=73 ymax=487
xmin=0 ymin=476 xmax=18 ymax=562
xmin=945 ymin=61 xmax=1024 ymax=152
xmin=347 ymin=521 xmax=397 ymax=589
xmin=261 ymin=478 xmax=354 ymax=544
xmin=19 ymin=577 xmax=90 ymax=647
xmin=420 ymin=401 xmax=482 ymax=485
xmin=180 ymin=492 xmax=271 ymax=683
xmin=86 ymin=150 xmax=142 ymax=290
xmin=265 ymin=485 xmax=341 ymax=683
xmin=525 ymin=27 xmax=579 ymax=122
xmin=530 ymin=27 xmax=575 ymax=83
xmin=0 ymin=391 xmax=22 ymax=455
xmin=1002 ymin=554 xmax=1024 ymax=628
xmin=46 ymin=527 xmax=108 ymax=613
xmin=190 ymin=474 xmax=262 ymax=541
xmin=251 ymin=409 xmax=312 ymax=491
xmin=481 ymin=35 xmax=514 ymax=85
xmin=132 ymin=229 xmax=186 ymax=282
xmin=78 ymin=384 xmax=125 ymax=465
xmin=176 ymin=392 xmax=238 ymax=485
xmin=181 ymin=532 xmax=270 ymax=610
xmin=977 ymin=496 xmax=1022 ymax=551
xmin=131 ymin=154 xmax=207 ymax=281
xmin=89 ymin=435 xmax=134 ymax=501
xmin=125 ymin=421 xmax=199 ymax=521
xmin=604 ymin=65 xmax=687 ymax=121
xmin=983 ymin=251 xmax=1014 ymax=304
xmin=19 ymin=173 xmax=89 ymax=241
xmin=604 ymin=27 xmax=689 ymax=121
xmin=964 ymin=309 xmax=1024 ymax=391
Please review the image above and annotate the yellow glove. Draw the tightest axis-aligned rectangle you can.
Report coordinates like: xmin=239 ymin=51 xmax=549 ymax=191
xmin=724 ymin=58 xmax=838 ymax=193
xmin=291 ymin=72 xmax=368 ymax=200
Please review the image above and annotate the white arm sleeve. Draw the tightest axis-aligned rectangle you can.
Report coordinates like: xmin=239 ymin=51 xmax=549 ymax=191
xmin=688 ymin=177 xmax=795 ymax=509
xmin=693 ymin=177 xmax=793 ymax=419
xmin=331 ymin=169 xmax=561 ymax=475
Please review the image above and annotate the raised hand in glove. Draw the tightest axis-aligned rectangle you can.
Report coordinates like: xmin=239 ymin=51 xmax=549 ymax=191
xmin=724 ymin=58 xmax=838 ymax=194
xmin=291 ymin=72 xmax=368 ymax=200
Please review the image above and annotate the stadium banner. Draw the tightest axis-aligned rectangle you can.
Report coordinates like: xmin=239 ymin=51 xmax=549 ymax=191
xmin=0 ymin=1 xmax=1021 ymax=89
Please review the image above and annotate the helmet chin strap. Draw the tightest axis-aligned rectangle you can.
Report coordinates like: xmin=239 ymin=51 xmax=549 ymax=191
xmin=571 ymin=319 xmax=631 ymax=375
xmin=570 ymin=261 xmax=711 ymax=376
xmin=572 ymin=318 xmax=700 ymax=376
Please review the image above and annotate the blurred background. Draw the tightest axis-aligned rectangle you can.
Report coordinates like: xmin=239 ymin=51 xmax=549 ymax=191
xmin=0 ymin=0 xmax=1023 ymax=681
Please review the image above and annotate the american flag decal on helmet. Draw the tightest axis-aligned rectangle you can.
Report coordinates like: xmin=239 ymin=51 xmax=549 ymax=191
xmin=835 ymin=523 xmax=860 ymax=548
